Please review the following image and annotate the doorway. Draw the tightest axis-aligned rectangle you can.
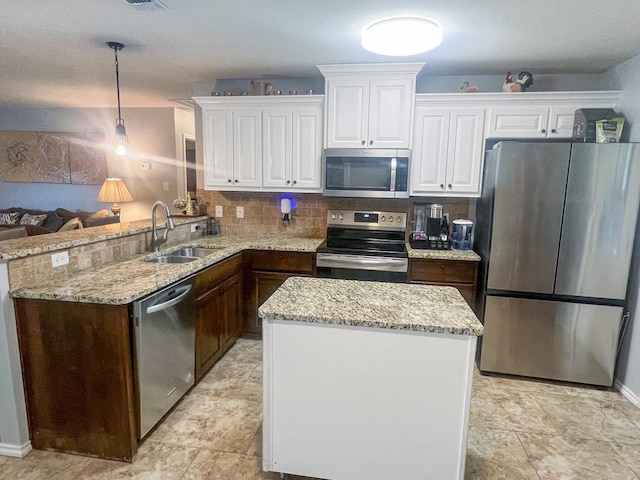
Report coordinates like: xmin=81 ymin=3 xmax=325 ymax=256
xmin=184 ymin=138 xmax=196 ymax=194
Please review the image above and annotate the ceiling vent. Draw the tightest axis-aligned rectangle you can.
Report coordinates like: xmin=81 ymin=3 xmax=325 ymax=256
xmin=125 ymin=0 xmax=168 ymax=11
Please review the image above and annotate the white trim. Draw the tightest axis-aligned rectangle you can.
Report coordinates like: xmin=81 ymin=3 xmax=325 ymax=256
xmin=614 ymin=379 xmax=640 ymax=407
xmin=415 ymin=91 xmax=622 ymax=107
xmin=0 ymin=441 xmax=32 ymax=458
xmin=193 ymin=95 xmax=324 ymax=108
xmin=317 ymin=62 xmax=425 ymax=77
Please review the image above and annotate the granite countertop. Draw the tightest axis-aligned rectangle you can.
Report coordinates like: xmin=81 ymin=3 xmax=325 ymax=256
xmin=0 ymin=216 xmax=209 ymax=261
xmin=8 ymin=226 xmax=481 ymax=304
xmin=259 ymin=276 xmax=484 ymax=336
xmin=10 ymin=235 xmax=323 ymax=305
xmin=406 ymin=245 xmax=481 ymax=262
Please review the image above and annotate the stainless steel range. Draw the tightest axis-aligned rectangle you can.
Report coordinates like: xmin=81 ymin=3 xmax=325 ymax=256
xmin=316 ymin=210 xmax=408 ymax=283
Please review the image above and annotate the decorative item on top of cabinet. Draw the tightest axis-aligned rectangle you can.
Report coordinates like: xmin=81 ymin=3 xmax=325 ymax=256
xmin=243 ymin=250 xmax=315 ymax=338
xmin=195 ymin=253 xmax=243 ymax=381
xmin=194 ymin=96 xmax=324 ymax=192
xmin=410 ymin=100 xmax=485 ymax=197
xmin=408 ymin=258 xmax=478 ymax=307
xmin=318 ymin=63 xmax=424 ymax=149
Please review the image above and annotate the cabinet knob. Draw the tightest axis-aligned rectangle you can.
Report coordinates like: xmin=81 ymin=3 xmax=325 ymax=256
xmin=448 ymin=184 xmax=452 ymax=189
xmin=369 ymin=140 xmax=373 ymax=146
xmin=227 ymin=179 xmax=232 ymax=183
xmin=541 ymin=128 xmax=546 ymax=134
xmin=361 ymin=140 xmax=365 ymax=146
xmin=551 ymin=128 xmax=557 ymax=134
xmin=440 ymin=184 xmax=444 ymax=189
xmin=293 ymin=180 xmax=297 ymax=185
xmin=286 ymin=180 xmax=291 ymax=185
xmin=234 ymin=179 xmax=239 ymax=183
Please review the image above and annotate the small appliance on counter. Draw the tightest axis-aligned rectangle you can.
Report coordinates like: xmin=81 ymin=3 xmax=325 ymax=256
xmin=451 ymin=219 xmax=473 ymax=250
xmin=409 ymin=203 xmax=450 ymax=250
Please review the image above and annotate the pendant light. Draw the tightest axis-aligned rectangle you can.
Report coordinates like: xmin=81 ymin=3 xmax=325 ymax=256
xmin=107 ymin=41 xmax=129 ymax=156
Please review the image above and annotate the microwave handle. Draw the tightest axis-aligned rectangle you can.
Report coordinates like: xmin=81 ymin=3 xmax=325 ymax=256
xmin=390 ymin=157 xmax=397 ymax=192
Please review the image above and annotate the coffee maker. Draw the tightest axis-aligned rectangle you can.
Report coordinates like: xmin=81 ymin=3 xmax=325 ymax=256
xmin=410 ymin=203 xmax=450 ymax=249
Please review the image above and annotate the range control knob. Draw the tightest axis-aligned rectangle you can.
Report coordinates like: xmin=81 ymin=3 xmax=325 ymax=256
xmin=381 ymin=216 xmax=386 ymax=222
xmin=331 ymin=214 xmax=336 ymax=220
xmin=339 ymin=214 xmax=343 ymax=220
xmin=397 ymin=216 xmax=402 ymax=223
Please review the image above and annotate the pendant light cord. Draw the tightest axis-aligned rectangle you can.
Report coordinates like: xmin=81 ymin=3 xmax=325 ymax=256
xmin=113 ymin=45 xmax=123 ymax=122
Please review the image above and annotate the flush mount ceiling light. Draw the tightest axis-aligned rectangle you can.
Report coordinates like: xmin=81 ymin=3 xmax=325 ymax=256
xmin=362 ymin=17 xmax=443 ymax=56
xmin=107 ymin=41 xmax=129 ymax=156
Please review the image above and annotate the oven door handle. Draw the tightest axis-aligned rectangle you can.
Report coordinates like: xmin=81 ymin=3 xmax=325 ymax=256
xmin=317 ymin=254 xmax=408 ymax=272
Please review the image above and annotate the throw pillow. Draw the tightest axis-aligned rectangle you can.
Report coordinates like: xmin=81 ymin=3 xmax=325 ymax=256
xmin=58 ymin=217 xmax=84 ymax=232
xmin=86 ymin=209 xmax=110 ymax=219
xmin=20 ymin=213 xmax=48 ymax=227
xmin=0 ymin=212 xmax=20 ymax=224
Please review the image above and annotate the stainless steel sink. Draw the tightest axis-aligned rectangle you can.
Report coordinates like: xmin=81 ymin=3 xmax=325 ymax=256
xmin=168 ymin=247 xmax=221 ymax=258
xmin=144 ymin=255 xmax=199 ymax=264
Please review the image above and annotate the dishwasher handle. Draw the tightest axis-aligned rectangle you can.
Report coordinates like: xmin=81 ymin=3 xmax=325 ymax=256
xmin=146 ymin=284 xmax=193 ymax=315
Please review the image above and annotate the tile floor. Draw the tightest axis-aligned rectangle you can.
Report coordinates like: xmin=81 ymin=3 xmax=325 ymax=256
xmin=2 ymin=338 xmax=640 ymax=479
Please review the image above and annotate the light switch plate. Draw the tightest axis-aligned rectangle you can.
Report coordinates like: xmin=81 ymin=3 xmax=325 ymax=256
xmin=236 ymin=206 xmax=244 ymax=219
xmin=215 ymin=205 xmax=224 ymax=217
xmin=163 ymin=181 xmax=170 ymax=191
xmin=51 ymin=251 xmax=69 ymax=268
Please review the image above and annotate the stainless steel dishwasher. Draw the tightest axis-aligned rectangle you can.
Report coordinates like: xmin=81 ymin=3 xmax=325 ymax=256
xmin=132 ymin=277 xmax=196 ymax=439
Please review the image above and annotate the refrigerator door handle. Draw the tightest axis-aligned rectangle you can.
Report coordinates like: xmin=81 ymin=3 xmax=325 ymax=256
xmin=617 ymin=311 xmax=631 ymax=360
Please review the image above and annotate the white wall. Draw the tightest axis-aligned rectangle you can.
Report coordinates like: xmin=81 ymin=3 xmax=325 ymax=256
xmin=611 ymin=52 xmax=640 ymax=403
xmin=0 ymin=107 xmax=195 ymax=222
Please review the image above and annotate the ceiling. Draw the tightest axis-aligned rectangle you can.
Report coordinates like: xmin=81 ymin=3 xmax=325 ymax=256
xmin=2 ymin=0 xmax=640 ymax=108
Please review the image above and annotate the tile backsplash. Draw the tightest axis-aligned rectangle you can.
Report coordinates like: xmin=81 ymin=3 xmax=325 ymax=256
xmin=197 ymin=190 xmax=470 ymax=238
xmin=8 ymin=221 xmax=207 ymax=290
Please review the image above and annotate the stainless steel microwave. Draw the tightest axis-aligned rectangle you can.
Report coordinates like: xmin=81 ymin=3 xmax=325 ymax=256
xmin=323 ymin=148 xmax=410 ymax=198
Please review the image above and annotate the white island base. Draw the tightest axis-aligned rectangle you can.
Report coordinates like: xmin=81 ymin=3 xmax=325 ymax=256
xmin=262 ymin=319 xmax=478 ymax=480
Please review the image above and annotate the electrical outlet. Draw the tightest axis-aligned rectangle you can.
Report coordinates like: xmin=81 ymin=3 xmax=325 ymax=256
xmin=163 ymin=181 xmax=170 ymax=191
xmin=190 ymin=224 xmax=198 ymax=233
xmin=51 ymin=251 xmax=69 ymax=268
xmin=236 ymin=206 xmax=244 ymax=219
xmin=140 ymin=162 xmax=151 ymax=170
xmin=215 ymin=205 xmax=224 ymax=217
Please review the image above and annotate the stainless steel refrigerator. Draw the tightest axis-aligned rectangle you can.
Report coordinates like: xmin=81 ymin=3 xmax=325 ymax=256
xmin=475 ymin=141 xmax=640 ymax=386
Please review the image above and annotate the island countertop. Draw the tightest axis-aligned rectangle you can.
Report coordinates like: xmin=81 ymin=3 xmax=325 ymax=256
xmin=258 ymin=276 xmax=483 ymax=336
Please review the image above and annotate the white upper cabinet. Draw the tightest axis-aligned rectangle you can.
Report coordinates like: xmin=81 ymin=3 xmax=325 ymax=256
xmin=486 ymin=92 xmax=621 ymax=139
xmin=194 ymin=96 xmax=323 ymax=192
xmin=410 ymin=97 xmax=485 ymax=197
xmin=319 ymin=63 xmax=424 ymax=149
xmin=198 ymin=104 xmax=261 ymax=190
xmin=263 ymin=101 xmax=323 ymax=191
xmin=232 ymin=110 xmax=262 ymax=188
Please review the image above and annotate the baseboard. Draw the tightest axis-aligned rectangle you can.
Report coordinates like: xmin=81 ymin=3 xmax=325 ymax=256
xmin=0 ymin=440 xmax=32 ymax=458
xmin=615 ymin=379 xmax=640 ymax=407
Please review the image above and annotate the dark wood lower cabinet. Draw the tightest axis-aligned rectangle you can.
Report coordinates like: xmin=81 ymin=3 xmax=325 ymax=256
xmin=14 ymin=299 xmax=137 ymax=461
xmin=13 ymin=250 xmax=319 ymax=461
xmin=195 ymin=254 xmax=243 ymax=381
xmin=243 ymin=250 xmax=315 ymax=338
xmin=408 ymin=258 xmax=479 ymax=307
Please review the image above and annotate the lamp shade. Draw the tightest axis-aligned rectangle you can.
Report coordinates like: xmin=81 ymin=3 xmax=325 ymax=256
xmin=97 ymin=178 xmax=133 ymax=203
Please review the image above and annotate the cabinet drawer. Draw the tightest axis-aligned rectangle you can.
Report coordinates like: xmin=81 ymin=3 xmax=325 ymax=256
xmin=409 ymin=259 xmax=477 ymax=284
xmin=247 ymin=250 xmax=315 ymax=274
xmin=196 ymin=253 xmax=242 ymax=296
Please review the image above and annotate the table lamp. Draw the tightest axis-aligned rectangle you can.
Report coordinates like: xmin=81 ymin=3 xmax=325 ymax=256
xmin=97 ymin=178 xmax=134 ymax=216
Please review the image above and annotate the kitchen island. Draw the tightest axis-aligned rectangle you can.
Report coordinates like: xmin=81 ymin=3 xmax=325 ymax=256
xmin=259 ymin=277 xmax=483 ymax=480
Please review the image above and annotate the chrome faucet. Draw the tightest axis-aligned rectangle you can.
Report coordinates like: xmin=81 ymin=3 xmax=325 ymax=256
xmin=151 ymin=201 xmax=175 ymax=252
